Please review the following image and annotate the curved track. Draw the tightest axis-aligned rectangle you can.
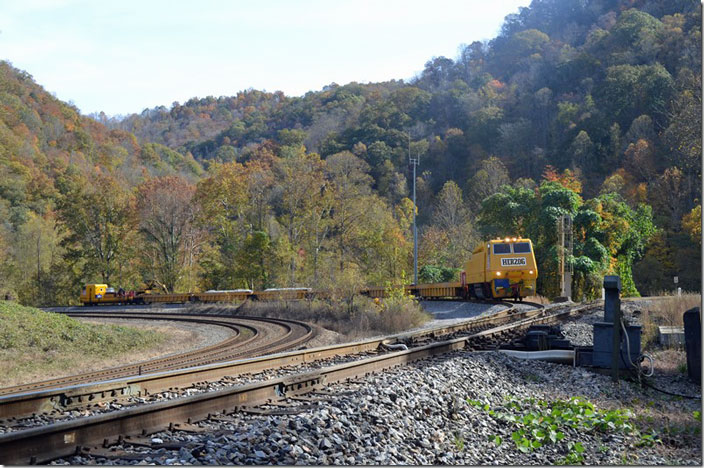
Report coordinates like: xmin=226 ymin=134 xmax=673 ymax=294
xmin=1 ymin=301 xmax=602 ymax=465
xmin=0 ymin=312 xmax=314 ymax=396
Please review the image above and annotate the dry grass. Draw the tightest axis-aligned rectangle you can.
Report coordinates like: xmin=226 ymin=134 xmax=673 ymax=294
xmin=370 ymin=294 xmax=430 ymax=334
xmin=648 ymin=348 xmax=689 ymax=376
xmin=523 ymin=295 xmax=551 ymax=305
xmin=639 ymin=292 xmax=701 ymax=350
xmin=238 ymin=295 xmax=431 ymax=341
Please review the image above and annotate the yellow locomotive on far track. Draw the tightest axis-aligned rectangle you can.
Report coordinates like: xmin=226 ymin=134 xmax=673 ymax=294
xmin=461 ymin=237 xmax=537 ymax=300
xmin=364 ymin=237 xmax=538 ymax=301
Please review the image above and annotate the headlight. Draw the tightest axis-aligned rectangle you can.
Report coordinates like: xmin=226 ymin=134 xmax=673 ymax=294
xmin=496 ymin=271 xmax=501 ymax=276
xmin=529 ymin=270 xmax=534 ymax=274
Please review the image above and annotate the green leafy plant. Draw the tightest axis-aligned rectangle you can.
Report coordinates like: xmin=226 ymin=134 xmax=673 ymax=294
xmin=453 ymin=433 xmax=465 ymax=451
xmin=468 ymin=395 xmax=649 ymax=463
xmin=636 ymin=431 xmax=660 ymax=447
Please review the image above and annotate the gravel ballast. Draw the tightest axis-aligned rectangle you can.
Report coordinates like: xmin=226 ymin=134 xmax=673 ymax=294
xmin=29 ymin=300 xmax=703 ymax=465
xmin=53 ymin=349 xmax=701 ymax=465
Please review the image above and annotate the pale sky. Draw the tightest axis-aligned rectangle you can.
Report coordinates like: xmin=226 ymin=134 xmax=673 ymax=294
xmin=1 ymin=0 xmax=531 ymax=116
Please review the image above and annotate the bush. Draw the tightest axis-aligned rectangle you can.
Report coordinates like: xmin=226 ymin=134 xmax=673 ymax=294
xmin=419 ymin=265 xmax=460 ymax=283
xmin=369 ymin=283 xmax=431 ymax=334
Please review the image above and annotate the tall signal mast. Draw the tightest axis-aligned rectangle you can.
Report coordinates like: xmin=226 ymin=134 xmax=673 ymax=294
xmin=409 ymin=133 xmax=419 ymax=285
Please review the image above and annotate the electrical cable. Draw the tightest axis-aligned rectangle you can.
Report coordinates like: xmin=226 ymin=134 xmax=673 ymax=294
xmin=641 ymin=353 xmax=655 ymax=377
xmin=619 ymin=343 xmax=700 ymax=400
xmin=636 ymin=374 xmax=700 ymax=399
xmin=620 ymin=318 xmax=636 ymax=368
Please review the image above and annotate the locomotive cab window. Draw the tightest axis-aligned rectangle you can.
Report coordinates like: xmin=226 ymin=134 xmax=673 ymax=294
xmin=513 ymin=242 xmax=531 ymax=253
xmin=493 ymin=243 xmax=511 ymax=254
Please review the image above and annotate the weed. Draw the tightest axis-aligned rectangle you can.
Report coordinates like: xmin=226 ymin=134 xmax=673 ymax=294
xmin=558 ymin=441 xmax=585 ymax=464
xmin=523 ymin=372 xmax=543 ymax=383
xmin=468 ymin=395 xmax=652 ymax=463
xmin=453 ymin=433 xmax=465 ymax=451
xmin=636 ymin=431 xmax=660 ymax=447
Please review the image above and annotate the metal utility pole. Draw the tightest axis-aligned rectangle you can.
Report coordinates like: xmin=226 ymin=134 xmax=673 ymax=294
xmin=409 ymin=133 xmax=419 ymax=285
xmin=557 ymin=214 xmax=573 ymax=299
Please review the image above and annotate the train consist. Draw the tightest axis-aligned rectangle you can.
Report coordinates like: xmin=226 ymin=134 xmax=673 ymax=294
xmin=80 ymin=237 xmax=537 ymax=305
xmin=79 ymin=285 xmax=312 ymax=305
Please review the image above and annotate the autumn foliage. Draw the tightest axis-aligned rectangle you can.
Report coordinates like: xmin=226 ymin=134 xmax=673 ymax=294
xmin=0 ymin=0 xmax=700 ymax=304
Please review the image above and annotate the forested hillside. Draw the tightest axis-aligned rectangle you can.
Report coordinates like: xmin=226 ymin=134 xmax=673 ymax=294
xmin=0 ymin=0 xmax=700 ymax=305
xmin=0 ymin=61 xmax=203 ymax=304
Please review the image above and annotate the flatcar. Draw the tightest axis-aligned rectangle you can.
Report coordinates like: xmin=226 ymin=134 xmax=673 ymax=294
xmin=253 ymin=288 xmax=312 ymax=301
xmin=195 ymin=289 xmax=253 ymax=303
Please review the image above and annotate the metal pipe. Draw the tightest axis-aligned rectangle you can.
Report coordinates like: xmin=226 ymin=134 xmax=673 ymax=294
xmin=499 ymin=349 xmax=575 ymax=365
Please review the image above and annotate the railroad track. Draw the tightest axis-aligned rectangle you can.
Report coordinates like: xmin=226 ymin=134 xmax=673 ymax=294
xmin=0 ymin=301 xmax=601 ymax=465
xmin=0 ymin=313 xmax=314 ymax=397
xmin=0 ymin=301 xmax=534 ymax=420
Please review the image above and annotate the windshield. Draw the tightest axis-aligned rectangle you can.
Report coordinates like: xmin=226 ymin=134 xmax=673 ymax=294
xmin=513 ymin=242 xmax=531 ymax=253
xmin=493 ymin=243 xmax=511 ymax=254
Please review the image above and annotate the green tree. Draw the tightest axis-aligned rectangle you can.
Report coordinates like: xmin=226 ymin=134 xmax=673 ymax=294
xmin=234 ymin=231 xmax=271 ymax=289
xmin=58 ymin=173 xmax=137 ymax=287
xmin=597 ymin=64 xmax=674 ymax=127
xmin=195 ymin=161 xmax=250 ymax=289
xmin=273 ymin=150 xmax=327 ymax=284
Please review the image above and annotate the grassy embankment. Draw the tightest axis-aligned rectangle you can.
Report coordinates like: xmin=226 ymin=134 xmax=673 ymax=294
xmin=0 ymin=301 xmax=167 ymax=387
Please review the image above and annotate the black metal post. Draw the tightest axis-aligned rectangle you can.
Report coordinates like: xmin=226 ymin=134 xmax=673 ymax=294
xmin=603 ymin=275 xmax=622 ymax=382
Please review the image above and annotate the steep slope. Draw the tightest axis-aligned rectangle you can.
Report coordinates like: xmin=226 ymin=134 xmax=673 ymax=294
xmin=108 ymin=0 xmax=701 ymax=294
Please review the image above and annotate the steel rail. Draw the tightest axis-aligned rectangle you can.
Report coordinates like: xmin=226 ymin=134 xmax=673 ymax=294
xmin=0 ymin=302 xmax=592 ymax=465
xmin=0 ymin=314 xmax=313 ymax=398
xmin=62 ymin=314 xmax=303 ymax=374
xmin=0 ymin=304 xmax=539 ymax=420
